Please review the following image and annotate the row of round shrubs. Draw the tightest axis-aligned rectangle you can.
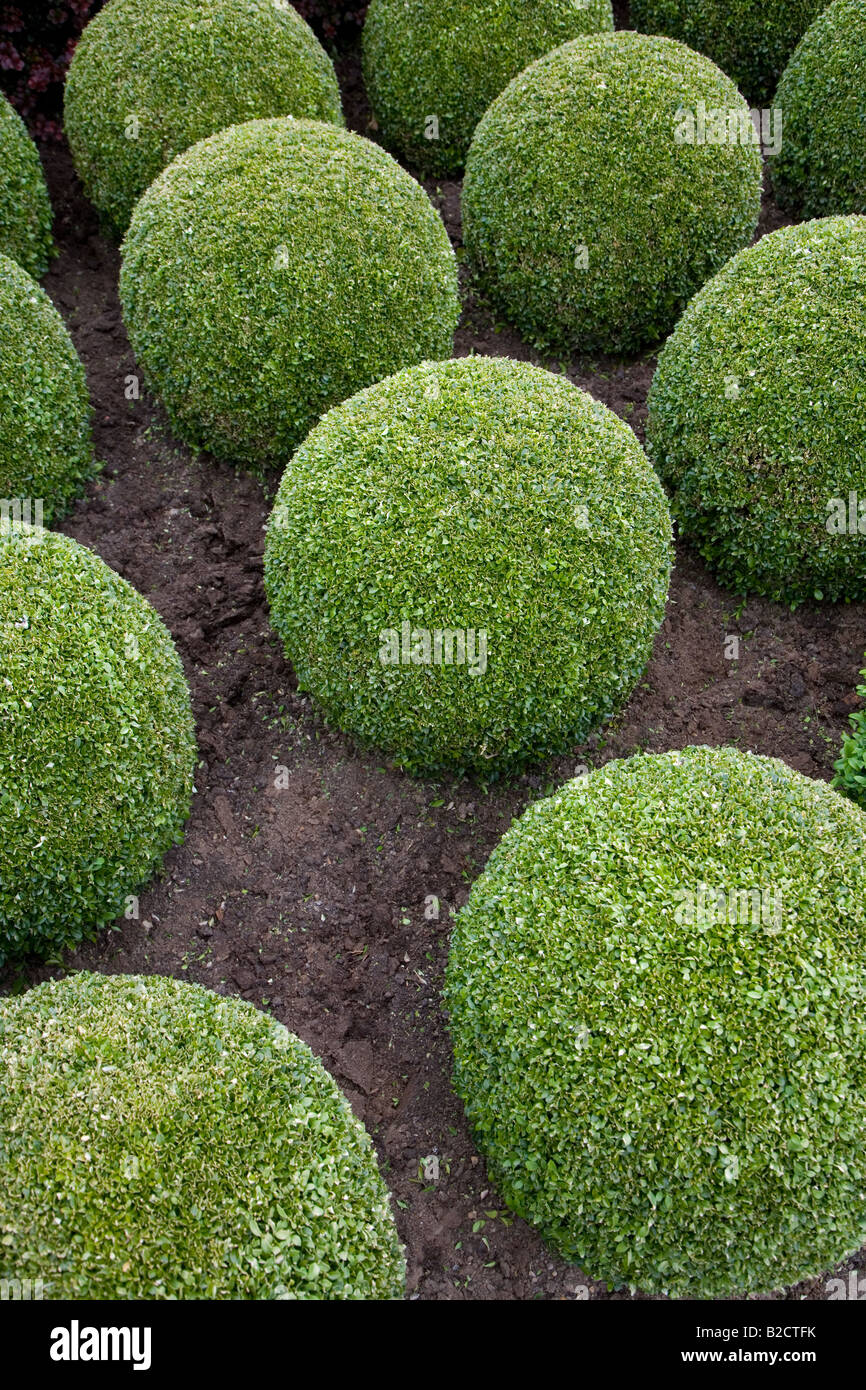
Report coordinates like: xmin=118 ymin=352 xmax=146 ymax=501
xmin=111 ymin=31 xmax=764 ymax=466
xmin=55 ymin=2 xmax=866 ymax=601
xmin=17 ymin=7 xmax=862 ymax=612
xmin=360 ymin=0 xmax=856 ymax=210
xmin=5 ymin=1 xmax=864 ymax=1305
xmin=4 ymin=18 xmax=861 ymax=808
xmin=59 ymin=0 xmax=861 ymax=233
xmin=0 ymin=972 xmax=404 ymax=1299
xmin=3 ymin=270 xmax=859 ymax=884
xmin=6 ymin=327 xmax=860 ymax=949
xmin=86 ymin=16 xmax=857 ymax=612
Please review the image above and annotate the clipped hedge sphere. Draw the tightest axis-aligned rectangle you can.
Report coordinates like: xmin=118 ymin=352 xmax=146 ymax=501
xmin=771 ymin=0 xmax=866 ymax=218
xmin=446 ymin=745 xmax=866 ymax=1297
xmin=362 ymin=0 xmax=614 ymax=177
xmin=0 ymin=254 xmax=95 ymax=524
xmin=0 ymin=93 xmax=53 ymax=277
xmin=120 ymin=118 xmax=459 ymax=470
xmin=64 ymin=0 xmax=343 ymax=237
xmin=0 ymin=973 xmax=405 ymax=1299
xmin=646 ymin=215 xmax=866 ymax=604
xmin=630 ymin=0 xmax=827 ymax=107
xmin=0 ymin=530 xmax=196 ymax=963
xmin=462 ymin=33 xmax=762 ymax=356
xmin=264 ymin=357 xmax=672 ymax=779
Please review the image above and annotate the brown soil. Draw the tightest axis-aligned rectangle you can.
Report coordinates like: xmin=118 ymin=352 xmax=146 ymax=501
xmin=6 ymin=47 xmax=865 ymax=1303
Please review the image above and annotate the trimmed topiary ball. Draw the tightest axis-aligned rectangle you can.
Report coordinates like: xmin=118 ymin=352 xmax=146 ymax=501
xmin=834 ymin=659 xmax=866 ymax=809
xmin=0 ymin=254 xmax=95 ymax=525
xmin=630 ymin=0 xmax=828 ymax=108
xmin=646 ymin=215 xmax=866 ymax=604
xmin=462 ymin=32 xmax=762 ymax=356
xmin=0 ymin=529 xmax=196 ymax=963
xmin=0 ymin=93 xmax=53 ymax=277
xmin=445 ymin=744 xmax=866 ymax=1297
xmin=0 ymin=972 xmax=406 ymax=1299
xmin=64 ymin=0 xmax=344 ymax=238
xmin=771 ymin=0 xmax=866 ymax=219
xmin=264 ymin=356 xmax=672 ymax=779
xmin=362 ymin=0 xmax=614 ymax=178
xmin=120 ymin=117 xmax=459 ymax=470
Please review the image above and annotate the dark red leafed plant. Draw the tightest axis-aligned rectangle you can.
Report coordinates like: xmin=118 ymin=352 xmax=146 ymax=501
xmin=0 ymin=1 xmax=103 ymax=139
xmin=292 ymin=1 xmax=368 ymax=44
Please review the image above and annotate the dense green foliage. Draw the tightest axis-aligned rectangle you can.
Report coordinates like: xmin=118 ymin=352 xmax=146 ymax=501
xmin=771 ymin=0 xmax=866 ymax=218
xmin=446 ymin=745 xmax=866 ymax=1297
xmin=462 ymin=32 xmax=762 ymax=355
xmin=362 ymin=0 xmax=613 ymax=176
xmin=646 ymin=215 xmax=866 ymax=603
xmin=264 ymin=356 xmax=672 ymax=779
xmin=0 ymin=973 xmax=406 ymax=1298
xmin=0 ymin=92 xmax=53 ymax=276
xmin=834 ymin=660 xmax=866 ymax=809
xmin=0 ymin=254 xmax=94 ymax=523
xmin=0 ymin=530 xmax=196 ymax=962
xmin=630 ymin=0 xmax=828 ymax=106
xmin=120 ymin=117 xmax=459 ymax=470
xmin=64 ymin=0 xmax=343 ymax=237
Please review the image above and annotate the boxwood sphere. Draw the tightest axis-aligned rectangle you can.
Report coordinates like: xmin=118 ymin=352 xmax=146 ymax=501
xmin=0 ymin=94 xmax=53 ymax=277
xmin=771 ymin=0 xmax=866 ymax=219
xmin=264 ymin=356 xmax=672 ymax=780
xmin=362 ymin=0 xmax=614 ymax=178
xmin=0 ymin=254 xmax=95 ymax=524
xmin=0 ymin=973 xmax=406 ymax=1299
xmin=0 ymin=530 xmax=196 ymax=963
xmin=630 ymin=0 xmax=828 ymax=107
xmin=462 ymin=33 xmax=762 ymax=356
xmin=120 ymin=117 xmax=460 ymax=470
xmin=64 ymin=0 xmax=344 ymax=238
xmin=445 ymin=745 xmax=866 ymax=1297
xmin=646 ymin=215 xmax=866 ymax=604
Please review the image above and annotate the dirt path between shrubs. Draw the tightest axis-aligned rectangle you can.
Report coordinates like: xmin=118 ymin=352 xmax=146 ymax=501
xmin=4 ymin=50 xmax=866 ymax=1302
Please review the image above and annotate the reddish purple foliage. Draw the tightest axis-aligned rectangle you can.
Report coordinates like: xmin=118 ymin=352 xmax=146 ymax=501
xmin=294 ymin=1 xmax=368 ymax=43
xmin=0 ymin=0 xmax=101 ymax=138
